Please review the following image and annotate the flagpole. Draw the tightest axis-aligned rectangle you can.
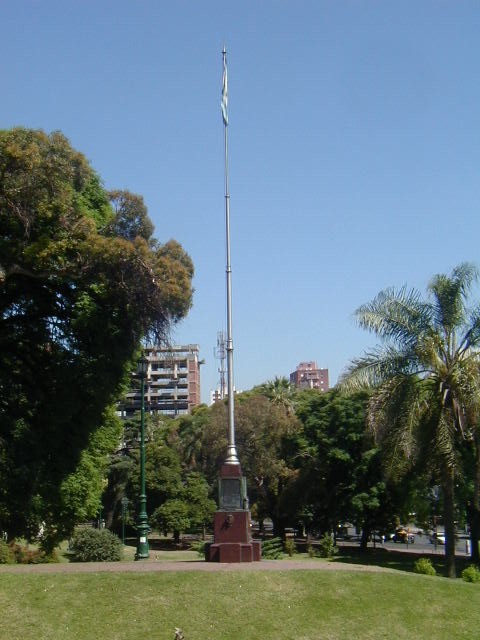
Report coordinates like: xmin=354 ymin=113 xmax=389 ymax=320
xmin=222 ymin=46 xmax=239 ymax=465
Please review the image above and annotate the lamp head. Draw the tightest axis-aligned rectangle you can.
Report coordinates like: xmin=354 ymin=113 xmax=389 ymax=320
xmin=137 ymin=354 xmax=148 ymax=377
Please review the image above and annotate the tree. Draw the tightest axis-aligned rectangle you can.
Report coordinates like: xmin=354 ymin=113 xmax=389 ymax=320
xmin=256 ymin=376 xmax=297 ymax=416
xmin=151 ymin=499 xmax=190 ymax=544
xmin=186 ymin=401 xmax=229 ymax=487
xmin=106 ymin=190 xmax=154 ymax=243
xmin=232 ymin=394 xmax=301 ymax=535
xmin=149 ymin=473 xmax=215 ymax=543
xmin=341 ymin=263 xmax=480 ymax=577
xmin=0 ymin=127 xmax=193 ymax=548
xmin=105 ymin=414 xmax=216 ymax=541
xmin=469 ymin=430 xmax=480 ymax=563
xmin=183 ymin=472 xmax=216 ymax=535
xmin=102 ymin=452 xmax=136 ymax=532
xmin=143 ymin=437 xmax=184 ymax=512
xmin=174 ymin=392 xmax=301 ymax=534
xmin=176 ymin=405 xmax=211 ymax=473
xmin=293 ymin=389 xmax=400 ymax=546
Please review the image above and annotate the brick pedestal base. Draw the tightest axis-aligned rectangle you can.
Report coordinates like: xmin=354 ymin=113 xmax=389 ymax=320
xmin=206 ymin=464 xmax=261 ymax=563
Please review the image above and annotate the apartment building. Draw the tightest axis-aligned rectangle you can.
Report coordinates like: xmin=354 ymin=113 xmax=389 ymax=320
xmin=289 ymin=361 xmax=329 ymax=392
xmin=121 ymin=344 xmax=202 ymax=417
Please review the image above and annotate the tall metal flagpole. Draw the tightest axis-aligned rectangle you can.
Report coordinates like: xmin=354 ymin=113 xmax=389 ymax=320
xmin=222 ymin=46 xmax=239 ymax=465
xmin=207 ymin=48 xmax=260 ymax=563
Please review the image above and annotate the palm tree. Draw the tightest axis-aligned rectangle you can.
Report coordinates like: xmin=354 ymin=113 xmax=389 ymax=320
xmin=340 ymin=263 xmax=480 ymax=578
xmin=259 ymin=376 xmax=297 ymax=416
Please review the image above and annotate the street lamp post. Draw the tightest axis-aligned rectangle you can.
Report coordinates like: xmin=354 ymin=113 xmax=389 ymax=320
xmin=121 ymin=497 xmax=129 ymax=545
xmin=135 ymin=354 xmax=150 ymax=560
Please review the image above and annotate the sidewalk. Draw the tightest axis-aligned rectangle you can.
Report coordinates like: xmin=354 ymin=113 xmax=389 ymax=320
xmin=0 ymin=558 xmax=393 ymax=574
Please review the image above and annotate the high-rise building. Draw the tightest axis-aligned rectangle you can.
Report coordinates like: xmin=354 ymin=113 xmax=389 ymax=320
xmin=210 ymin=387 xmax=241 ymax=405
xmin=121 ymin=344 xmax=202 ymax=417
xmin=290 ymin=361 xmax=329 ymax=392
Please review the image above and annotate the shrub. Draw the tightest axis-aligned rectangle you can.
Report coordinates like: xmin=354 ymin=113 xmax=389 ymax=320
xmin=462 ymin=565 xmax=480 ymax=583
xmin=69 ymin=527 xmax=123 ymax=562
xmin=284 ymin=539 xmax=296 ymax=557
xmin=0 ymin=540 xmax=15 ymax=564
xmin=317 ymin=533 xmax=338 ymax=558
xmin=8 ymin=543 xmax=57 ymax=564
xmin=190 ymin=540 xmax=206 ymax=558
xmin=307 ymin=544 xmax=316 ymax=558
xmin=413 ymin=557 xmax=436 ymax=576
xmin=261 ymin=537 xmax=284 ymax=559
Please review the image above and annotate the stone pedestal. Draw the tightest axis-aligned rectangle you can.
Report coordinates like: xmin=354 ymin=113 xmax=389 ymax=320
xmin=206 ymin=464 xmax=261 ymax=563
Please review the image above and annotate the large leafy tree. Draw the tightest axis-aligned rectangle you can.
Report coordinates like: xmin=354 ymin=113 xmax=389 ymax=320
xmin=235 ymin=395 xmax=300 ymax=534
xmin=171 ymin=392 xmax=301 ymax=534
xmin=150 ymin=472 xmax=216 ymax=542
xmin=0 ymin=128 xmax=193 ymax=549
xmin=292 ymin=389 xmax=400 ymax=546
xmin=110 ymin=414 xmax=216 ymax=543
xmin=197 ymin=394 xmax=301 ymax=534
xmin=106 ymin=190 xmax=154 ymax=243
xmin=176 ymin=405 xmax=212 ymax=473
xmin=341 ymin=263 xmax=480 ymax=577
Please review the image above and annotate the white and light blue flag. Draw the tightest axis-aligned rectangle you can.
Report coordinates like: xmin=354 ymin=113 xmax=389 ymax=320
xmin=221 ymin=52 xmax=228 ymax=126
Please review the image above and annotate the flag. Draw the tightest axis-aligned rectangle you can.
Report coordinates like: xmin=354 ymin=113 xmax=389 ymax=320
xmin=221 ymin=51 xmax=228 ymax=126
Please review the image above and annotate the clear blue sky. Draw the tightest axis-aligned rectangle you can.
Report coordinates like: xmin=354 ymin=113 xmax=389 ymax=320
xmin=2 ymin=2 xmax=480 ymax=402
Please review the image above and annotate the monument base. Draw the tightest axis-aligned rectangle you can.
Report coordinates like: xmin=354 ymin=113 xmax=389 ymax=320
xmin=206 ymin=510 xmax=261 ymax=562
xmin=207 ymin=540 xmax=261 ymax=562
xmin=206 ymin=464 xmax=261 ymax=563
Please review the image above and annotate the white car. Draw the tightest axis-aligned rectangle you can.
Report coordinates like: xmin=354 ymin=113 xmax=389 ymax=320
xmin=430 ymin=533 xmax=446 ymax=545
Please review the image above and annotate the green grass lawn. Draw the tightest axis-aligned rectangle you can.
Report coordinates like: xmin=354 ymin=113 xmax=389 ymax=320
xmin=330 ymin=545 xmax=473 ymax=576
xmin=1 ymin=565 xmax=479 ymax=640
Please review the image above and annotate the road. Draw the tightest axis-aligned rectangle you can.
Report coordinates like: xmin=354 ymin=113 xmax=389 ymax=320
xmin=339 ymin=533 xmax=471 ymax=556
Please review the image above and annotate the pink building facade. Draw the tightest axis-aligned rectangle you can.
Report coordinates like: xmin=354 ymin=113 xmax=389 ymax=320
xmin=289 ymin=361 xmax=329 ymax=392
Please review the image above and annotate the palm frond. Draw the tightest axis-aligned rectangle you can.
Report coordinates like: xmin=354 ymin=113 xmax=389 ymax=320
xmin=459 ymin=305 xmax=480 ymax=352
xmin=339 ymin=345 xmax=421 ymax=391
xmin=367 ymin=376 xmax=423 ymax=476
xmin=451 ymin=262 xmax=479 ymax=295
xmin=429 ymin=262 xmax=478 ymax=334
xmin=355 ymin=286 xmax=431 ymax=349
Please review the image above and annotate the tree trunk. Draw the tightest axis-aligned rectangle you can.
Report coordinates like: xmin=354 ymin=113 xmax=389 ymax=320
xmin=104 ymin=506 xmax=115 ymax=530
xmin=470 ymin=432 xmax=480 ymax=564
xmin=360 ymin=525 xmax=370 ymax=551
xmin=442 ymin=463 xmax=457 ymax=578
xmin=272 ymin=518 xmax=286 ymax=540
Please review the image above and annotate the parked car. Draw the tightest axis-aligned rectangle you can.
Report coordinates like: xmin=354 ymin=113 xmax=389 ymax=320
xmin=429 ymin=532 xmax=446 ymax=545
xmin=370 ymin=533 xmax=385 ymax=543
xmin=392 ymin=528 xmax=415 ymax=544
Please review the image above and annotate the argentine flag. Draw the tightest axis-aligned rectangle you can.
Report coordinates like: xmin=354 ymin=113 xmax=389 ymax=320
xmin=221 ymin=52 xmax=228 ymax=126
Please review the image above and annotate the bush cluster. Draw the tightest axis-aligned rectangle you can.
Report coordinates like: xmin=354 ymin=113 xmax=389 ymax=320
xmin=461 ymin=565 xmax=480 ymax=583
xmin=69 ymin=528 xmax=123 ymax=562
xmin=284 ymin=539 xmax=296 ymax=557
xmin=0 ymin=540 xmax=58 ymax=564
xmin=189 ymin=540 xmax=206 ymax=558
xmin=413 ymin=558 xmax=436 ymax=576
xmin=0 ymin=540 xmax=15 ymax=564
xmin=261 ymin=537 xmax=284 ymax=559
xmin=317 ymin=533 xmax=338 ymax=558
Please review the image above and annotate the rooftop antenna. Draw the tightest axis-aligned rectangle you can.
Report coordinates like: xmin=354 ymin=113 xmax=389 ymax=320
xmin=214 ymin=330 xmax=227 ymax=400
